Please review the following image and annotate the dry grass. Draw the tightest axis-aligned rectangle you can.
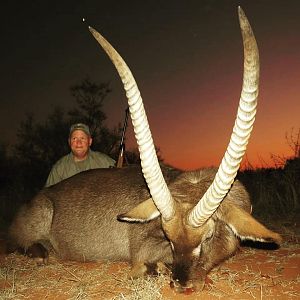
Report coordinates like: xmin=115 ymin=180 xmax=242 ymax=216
xmin=0 ymin=254 xmax=169 ymax=300
xmin=1 ymin=248 xmax=299 ymax=299
xmin=1 ymin=222 xmax=299 ymax=300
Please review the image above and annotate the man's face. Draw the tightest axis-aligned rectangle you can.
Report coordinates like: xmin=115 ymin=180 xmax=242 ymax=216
xmin=69 ymin=130 xmax=92 ymax=161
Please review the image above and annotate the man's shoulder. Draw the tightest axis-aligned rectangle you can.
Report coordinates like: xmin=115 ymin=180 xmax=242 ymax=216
xmin=89 ymin=150 xmax=115 ymax=165
xmin=89 ymin=150 xmax=110 ymax=159
xmin=53 ymin=153 xmax=73 ymax=168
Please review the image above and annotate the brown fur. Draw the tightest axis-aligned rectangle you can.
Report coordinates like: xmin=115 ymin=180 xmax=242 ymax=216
xmin=8 ymin=166 xmax=281 ymax=293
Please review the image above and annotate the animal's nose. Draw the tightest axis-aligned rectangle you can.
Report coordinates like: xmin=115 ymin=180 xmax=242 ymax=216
xmin=170 ymin=279 xmax=195 ymax=294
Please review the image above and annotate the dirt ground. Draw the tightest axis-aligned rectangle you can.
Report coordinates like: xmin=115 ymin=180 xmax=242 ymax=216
xmin=0 ymin=220 xmax=299 ymax=300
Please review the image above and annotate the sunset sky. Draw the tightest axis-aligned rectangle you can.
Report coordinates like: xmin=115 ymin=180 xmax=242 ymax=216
xmin=1 ymin=0 xmax=299 ymax=170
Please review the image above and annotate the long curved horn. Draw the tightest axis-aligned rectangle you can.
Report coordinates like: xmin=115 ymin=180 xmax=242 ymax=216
xmin=188 ymin=7 xmax=260 ymax=227
xmin=89 ymin=27 xmax=175 ymax=221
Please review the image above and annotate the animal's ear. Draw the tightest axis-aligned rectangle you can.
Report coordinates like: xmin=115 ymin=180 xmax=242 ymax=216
xmin=117 ymin=198 xmax=160 ymax=223
xmin=220 ymin=204 xmax=282 ymax=245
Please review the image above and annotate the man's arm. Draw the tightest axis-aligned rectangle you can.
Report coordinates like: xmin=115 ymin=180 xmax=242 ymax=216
xmin=45 ymin=166 xmax=61 ymax=187
xmin=45 ymin=155 xmax=69 ymax=187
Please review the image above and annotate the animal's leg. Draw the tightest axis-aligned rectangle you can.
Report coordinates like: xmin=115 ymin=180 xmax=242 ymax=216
xmin=8 ymin=193 xmax=53 ymax=263
xmin=129 ymin=261 xmax=172 ymax=279
xmin=26 ymin=243 xmax=49 ymax=265
xmin=129 ymin=231 xmax=172 ymax=278
xmin=128 ymin=262 xmax=148 ymax=278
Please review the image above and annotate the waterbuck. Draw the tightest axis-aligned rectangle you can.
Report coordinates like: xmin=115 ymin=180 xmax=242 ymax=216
xmin=8 ymin=7 xmax=281 ymax=293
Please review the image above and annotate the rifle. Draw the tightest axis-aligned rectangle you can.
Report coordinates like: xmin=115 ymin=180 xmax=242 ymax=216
xmin=117 ymin=107 xmax=129 ymax=168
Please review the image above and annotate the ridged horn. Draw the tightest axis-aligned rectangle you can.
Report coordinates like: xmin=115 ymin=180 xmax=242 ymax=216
xmin=89 ymin=26 xmax=175 ymax=221
xmin=188 ymin=7 xmax=260 ymax=227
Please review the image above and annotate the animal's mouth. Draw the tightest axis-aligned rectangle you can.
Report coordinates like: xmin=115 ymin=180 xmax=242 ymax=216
xmin=169 ymin=275 xmax=206 ymax=294
xmin=170 ymin=279 xmax=196 ymax=294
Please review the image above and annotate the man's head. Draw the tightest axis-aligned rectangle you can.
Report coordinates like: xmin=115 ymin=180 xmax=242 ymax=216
xmin=68 ymin=123 xmax=92 ymax=161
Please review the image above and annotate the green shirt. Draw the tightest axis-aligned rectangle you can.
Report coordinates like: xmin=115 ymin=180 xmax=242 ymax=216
xmin=45 ymin=150 xmax=115 ymax=187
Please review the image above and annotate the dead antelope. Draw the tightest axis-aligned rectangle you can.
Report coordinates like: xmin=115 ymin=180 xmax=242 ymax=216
xmin=8 ymin=7 xmax=281 ymax=294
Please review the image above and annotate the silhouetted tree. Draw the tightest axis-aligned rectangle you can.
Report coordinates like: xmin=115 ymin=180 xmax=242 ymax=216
xmin=286 ymin=127 xmax=300 ymax=158
xmin=13 ymin=111 xmax=67 ymax=193
xmin=11 ymin=78 xmax=122 ymax=193
xmin=15 ymin=108 xmax=69 ymax=168
xmin=69 ymin=77 xmax=110 ymax=132
xmin=0 ymin=142 xmax=28 ymax=226
xmin=270 ymin=127 xmax=300 ymax=168
xmin=68 ymin=77 xmax=120 ymax=154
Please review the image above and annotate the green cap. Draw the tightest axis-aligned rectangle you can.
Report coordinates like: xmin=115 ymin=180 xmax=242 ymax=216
xmin=69 ymin=123 xmax=91 ymax=136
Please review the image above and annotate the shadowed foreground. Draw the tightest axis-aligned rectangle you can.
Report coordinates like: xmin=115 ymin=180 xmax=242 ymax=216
xmin=0 ymin=220 xmax=299 ymax=300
